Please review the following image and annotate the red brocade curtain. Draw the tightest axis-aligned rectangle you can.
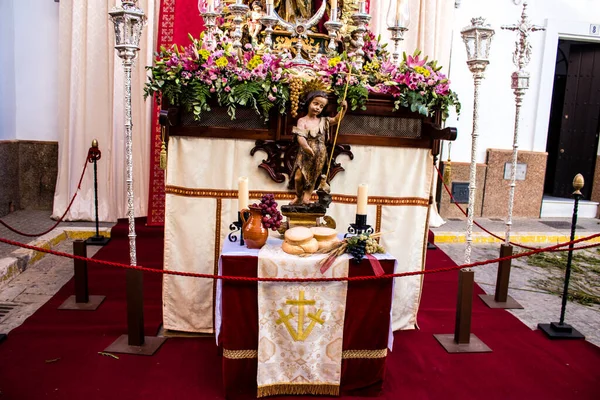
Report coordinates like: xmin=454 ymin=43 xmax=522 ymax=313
xmin=146 ymin=0 xmax=369 ymax=225
xmin=147 ymin=0 xmax=205 ymax=225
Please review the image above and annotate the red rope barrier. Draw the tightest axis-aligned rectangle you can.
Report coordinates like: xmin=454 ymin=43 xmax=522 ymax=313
xmin=0 ymin=152 xmax=91 ymax=238
xmin=1 ymin=233 xmax=599 ymax=282
xmin=434 ymin=165 xmax=539 ymax=251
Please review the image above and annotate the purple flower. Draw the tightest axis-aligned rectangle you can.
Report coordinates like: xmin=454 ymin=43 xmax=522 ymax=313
xmin=166 ymin=55 xmax=180 ymax=68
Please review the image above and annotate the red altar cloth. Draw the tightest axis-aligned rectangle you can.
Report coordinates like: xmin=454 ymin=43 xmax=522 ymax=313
xmin=217 ymin=251 xmax=395 ymax=398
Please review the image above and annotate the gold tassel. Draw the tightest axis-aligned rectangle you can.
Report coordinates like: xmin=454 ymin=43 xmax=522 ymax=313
xmin=444 ymin=160 xmax=452 ymax=186
xmin=257 ymin=383 xmax=339 ymax=398
xmin=159 ymin=126 xmax=167 ymax=170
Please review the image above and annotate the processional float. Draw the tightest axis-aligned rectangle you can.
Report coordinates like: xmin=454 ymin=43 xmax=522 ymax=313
xmin=151 ymin=0 xmax=458 ymax=343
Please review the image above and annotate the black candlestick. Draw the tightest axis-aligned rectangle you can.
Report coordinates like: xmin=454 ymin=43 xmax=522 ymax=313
xmin=228 ymin=211 xmax=245 ymax=246
xmin=346 ymin=214 xmax=374 ymax=237
xmin=85 ymin=140 xmax=110 ymax=246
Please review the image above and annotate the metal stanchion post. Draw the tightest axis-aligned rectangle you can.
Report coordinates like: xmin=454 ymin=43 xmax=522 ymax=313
xmin=85 ymin=140 xmax=110 ymax=246
xmin=58 ymin=240 xmax=105 ymax=310
xmin=538 ymin=174 xmax=585 ymax=340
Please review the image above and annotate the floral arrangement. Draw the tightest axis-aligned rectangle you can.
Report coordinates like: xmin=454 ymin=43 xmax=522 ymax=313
xmin=251 ymin=194 xmax=283 ymax=231
xmin=144 ymin=30 xmax=460 ymax=122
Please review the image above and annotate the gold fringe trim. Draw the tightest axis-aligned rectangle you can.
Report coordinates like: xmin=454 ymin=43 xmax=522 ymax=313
xmin=342 ymin=349 xmax=387 ymax=359
xmin=222 ymin=349 xmax=258 ymax=359
xmin=375 ymin=204 xmax=382 ymax=242
xmin=222 ymin=348 xmax=387 ymax=360
xmin=257 ymin=383 xmax=339 ymax=398
xmin=212 ymin=198 xmax=222 ymax=333
xmin=165 ymin=186 xmax=429 ymax=207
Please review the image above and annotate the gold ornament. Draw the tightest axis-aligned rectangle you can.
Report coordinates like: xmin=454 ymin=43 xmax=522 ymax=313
xmin=159 ymin=126 xmax=167 ymax=170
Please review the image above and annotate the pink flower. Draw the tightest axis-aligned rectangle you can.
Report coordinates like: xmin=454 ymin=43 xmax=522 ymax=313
xmin=224 ymin=86 xmax=231 ymax=92
xmin=267 ymin=94 xmax=276 ymax=102
xmin=272 ymin=86 xmax=277 ymax=93
xmin=406 ymin=54 xmax=426 ymax=69
xmin=209 ymin=87 xmax=216 ymax=93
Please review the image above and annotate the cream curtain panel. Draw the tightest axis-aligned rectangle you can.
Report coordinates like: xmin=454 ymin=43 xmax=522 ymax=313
xmin=372 ymin=0 xmax=455 ymax=227
xmin=52 ymin=0 xmax=158 ymax=222
xmin=371 ymin=0 xmax=455 ymax=69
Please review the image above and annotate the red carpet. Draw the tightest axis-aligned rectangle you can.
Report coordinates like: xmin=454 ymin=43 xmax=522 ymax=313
xmin=0 ymin=218 xmax=599 ymax=399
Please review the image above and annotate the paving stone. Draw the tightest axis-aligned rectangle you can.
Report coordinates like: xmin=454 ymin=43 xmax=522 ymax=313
xmin=0 ymin=285 xmax=26 ymax=302
xmin=13 ymin=293 xmax=53 ymax=304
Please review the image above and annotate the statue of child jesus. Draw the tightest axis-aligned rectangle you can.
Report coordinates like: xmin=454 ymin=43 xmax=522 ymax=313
xmin=290 ymin=91 xmax=347 ymax=205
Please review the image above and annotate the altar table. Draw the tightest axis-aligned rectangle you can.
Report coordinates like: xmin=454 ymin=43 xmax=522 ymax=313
xmin=216 ymin=239 xmax=397 ymax=398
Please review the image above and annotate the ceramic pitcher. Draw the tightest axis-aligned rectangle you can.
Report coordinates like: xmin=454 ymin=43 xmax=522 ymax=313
xmin=241 ymin=206 xmax=268 ymax=249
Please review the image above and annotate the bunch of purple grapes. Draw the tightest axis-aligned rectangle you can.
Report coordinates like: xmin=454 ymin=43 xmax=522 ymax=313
xmin=253 ymin=194 xmax=282 ymax=231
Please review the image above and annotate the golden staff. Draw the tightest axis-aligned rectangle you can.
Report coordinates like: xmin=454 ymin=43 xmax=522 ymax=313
xmin=325 ymin=67 xmax=356 ymax=181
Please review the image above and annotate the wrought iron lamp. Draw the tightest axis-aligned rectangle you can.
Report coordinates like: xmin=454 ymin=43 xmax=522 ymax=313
xmin=106 ymin=0 xmax=165 ymax=355
xmin=386 ymin=0 xmax=410 ymax=63
xmin=434 ymin=17 xmax=494 ymax=354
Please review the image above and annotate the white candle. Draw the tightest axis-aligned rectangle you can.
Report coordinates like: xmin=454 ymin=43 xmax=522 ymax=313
xmin=207 ymin=0 xmax=214 ymax=12
xmin=357 ymin=184 xmax=368 ymax=215
xmin=266 ymin=0 xmax=273 ymax=5
xmin=238 ymin=176 xmax=249 ymax=211
xmin=359 ymin=0 xmax=366 ymax=14
xmin=331 ymin=0 xmax=337 ymax=11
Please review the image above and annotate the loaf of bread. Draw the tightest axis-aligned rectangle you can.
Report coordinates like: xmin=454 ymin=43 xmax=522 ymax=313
xmin=310 ymin=227 xmax=340 ymax=252
xmin=282 ymin=227 xmax=319 ymax=256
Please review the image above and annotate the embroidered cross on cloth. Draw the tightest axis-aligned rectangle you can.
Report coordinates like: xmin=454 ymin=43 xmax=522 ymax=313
xmin=257 ymin=243 xmax=350 ymax=397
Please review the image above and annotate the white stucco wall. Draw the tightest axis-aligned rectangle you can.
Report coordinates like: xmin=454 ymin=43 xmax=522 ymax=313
xmin=0 ymin=0 xmax=16 ymax=141
xmin=12 ymin=0 xmax=60 ymax=141
xmin=444 ymin=0 xmax=600 ymax=164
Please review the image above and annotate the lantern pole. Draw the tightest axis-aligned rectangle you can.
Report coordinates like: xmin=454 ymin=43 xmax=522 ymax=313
xmin=105 ymin=0 xmax=166 ymax=356
xmin=480 ymin=1 xmax=544 ymax=310
xmin=434 ymin=17 xmax=494 ymax=353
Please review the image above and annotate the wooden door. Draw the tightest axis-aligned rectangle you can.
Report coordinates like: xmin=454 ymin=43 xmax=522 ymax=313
xmin=553 ymin=43 xmax=600 ymax=199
